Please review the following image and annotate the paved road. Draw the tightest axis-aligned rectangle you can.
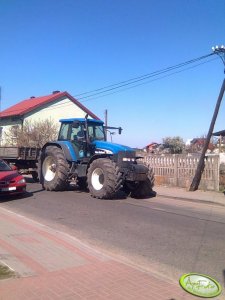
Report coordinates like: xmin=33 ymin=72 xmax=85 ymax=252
xmin=1 ymin=179 xmax=225 ymax=287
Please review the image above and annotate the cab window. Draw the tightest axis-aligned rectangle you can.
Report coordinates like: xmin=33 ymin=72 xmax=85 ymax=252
xmin=95 ymin=125 xmax=105 ymax=140
xmin=88 ymin=125 xmax=105 ymax=141
xmin=71 ymin=124 xmax=84 ymax=141
xmin=58 ymin=123 xmax=70 ymax=140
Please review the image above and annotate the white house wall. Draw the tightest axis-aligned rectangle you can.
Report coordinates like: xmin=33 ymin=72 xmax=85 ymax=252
xmin=0 ymin=96 xmax=94 ymax=145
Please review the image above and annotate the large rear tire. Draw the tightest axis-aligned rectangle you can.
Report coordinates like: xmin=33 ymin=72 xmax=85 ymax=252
xmin=87 ymin=158 xmax=122 ymax=199
xmin=130 ymin=164 xmax=155 ymax=199
xmin=40 ymin=146 xmax=69 ymax=191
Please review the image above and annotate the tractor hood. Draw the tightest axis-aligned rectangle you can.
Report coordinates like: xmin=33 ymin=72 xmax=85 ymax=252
xmin=93 ymin=140 xmax=134 ymax=155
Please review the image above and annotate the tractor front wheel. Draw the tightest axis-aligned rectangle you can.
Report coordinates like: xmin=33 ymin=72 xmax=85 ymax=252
xmin=87 ymin=158 xmax=122 ymax=199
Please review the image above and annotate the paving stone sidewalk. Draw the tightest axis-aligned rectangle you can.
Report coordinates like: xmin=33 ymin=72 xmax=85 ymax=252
xmin=0 ymin=206 xmax=204 ymax=300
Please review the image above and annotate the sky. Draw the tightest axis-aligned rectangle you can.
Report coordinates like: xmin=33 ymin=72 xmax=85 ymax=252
xmin=0 ymin=0 xmax=225 ymax=148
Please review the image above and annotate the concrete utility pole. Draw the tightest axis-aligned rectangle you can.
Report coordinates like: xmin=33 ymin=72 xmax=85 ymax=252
xmin=189 ymin=45 xmax=225 ymax=191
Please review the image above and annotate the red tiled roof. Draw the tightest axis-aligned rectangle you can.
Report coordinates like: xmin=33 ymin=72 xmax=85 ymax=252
xmin=146 ymin=142 xmax=160 ymax=148
xmin=191 ymin=138 xmax=206 ymax=145
xmin=0 ymin=91 xmax=100 ymax=120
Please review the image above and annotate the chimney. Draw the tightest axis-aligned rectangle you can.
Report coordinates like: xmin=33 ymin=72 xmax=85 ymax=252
xmin=52 ymin=90 xmax=60 ymax=94
xmin=30 ymin=96 xmax=35 ymax=99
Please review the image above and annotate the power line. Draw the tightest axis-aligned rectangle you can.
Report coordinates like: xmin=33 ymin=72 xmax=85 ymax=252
xmin=31 ymin=55 xmax=218 ymax=110
xmin=75 ymin=53 xmax=215 ymax=100
xmin=80 ymin=57 xmax=218 ymax=102
xmin=0 ymin=53 xmax=218 ymax=115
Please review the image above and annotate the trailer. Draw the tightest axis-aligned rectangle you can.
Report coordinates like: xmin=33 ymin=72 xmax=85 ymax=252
xmin=0 ymin=147 xmax=40 ymax=181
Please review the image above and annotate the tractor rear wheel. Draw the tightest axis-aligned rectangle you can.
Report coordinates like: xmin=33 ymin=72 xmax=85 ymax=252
xmin=87 ymin=158 xmax=122 ymax=199
xmin=40 ymin=146 xmax=69 ymax=191
xmin=130 ymin=164 xmax=155 ymax=199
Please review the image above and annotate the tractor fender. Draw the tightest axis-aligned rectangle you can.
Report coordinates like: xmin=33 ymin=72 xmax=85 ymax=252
xmin=87 ymin=154 xmax=112 ymax=168
xmin=41 ymin=141 xmax=77 ymax=162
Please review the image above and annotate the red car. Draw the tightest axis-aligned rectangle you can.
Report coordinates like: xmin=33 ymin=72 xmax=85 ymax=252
xmin=0 ymin=160 xmax=26 ymax=196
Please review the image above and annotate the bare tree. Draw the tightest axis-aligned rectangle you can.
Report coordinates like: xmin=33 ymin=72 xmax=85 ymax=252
xmin=4 ymin=119 xmax=58 ymax=147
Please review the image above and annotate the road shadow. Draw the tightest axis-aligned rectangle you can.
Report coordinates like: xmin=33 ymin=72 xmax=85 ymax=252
xmin=23 ymin=178 xmax=157 ymax=201
xmin=110 ymin=190 xmax=157 ymax=201
xmin=72 ymin=185 xmax=157 ymax=201
xmin=0 ymin=191 xmax=34 ymax=202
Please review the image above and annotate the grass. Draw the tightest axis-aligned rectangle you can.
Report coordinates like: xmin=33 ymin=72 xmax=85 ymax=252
xmin=0 ymin=264 xmax=17 ymax=280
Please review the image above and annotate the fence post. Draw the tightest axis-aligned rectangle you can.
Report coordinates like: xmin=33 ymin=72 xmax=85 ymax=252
xmin=216 ymin=155 xmax=220 ymax=191
xmin=174 ymin=155 xmax=178 ymax=186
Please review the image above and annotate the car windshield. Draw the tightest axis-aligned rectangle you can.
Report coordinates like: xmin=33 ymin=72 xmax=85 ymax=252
xmin=88 ymin=124 xmax=105 ymax=141
xmin=0 ymin=160 xmax=12 ymax=171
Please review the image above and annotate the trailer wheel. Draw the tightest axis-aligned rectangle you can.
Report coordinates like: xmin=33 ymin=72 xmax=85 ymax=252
xmin=40 ymin=146 xmax=69 ymax=191
xmin=87 ymin=158 xmax=122 ymax=199
xmin=130 ymin=165 xmax=155 ymax=199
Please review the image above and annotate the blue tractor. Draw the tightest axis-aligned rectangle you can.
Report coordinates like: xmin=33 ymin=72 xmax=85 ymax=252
xmin=39 ymin=117 xmax=154 ymax=199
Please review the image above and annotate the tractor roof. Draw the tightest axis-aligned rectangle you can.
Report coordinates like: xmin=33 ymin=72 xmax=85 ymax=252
xmin=59 ymin=118 xmax=104 ymax=124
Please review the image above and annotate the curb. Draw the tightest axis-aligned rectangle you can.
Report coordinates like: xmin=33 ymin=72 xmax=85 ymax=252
xmin=156 ymin=193 xmax=225 ymax=207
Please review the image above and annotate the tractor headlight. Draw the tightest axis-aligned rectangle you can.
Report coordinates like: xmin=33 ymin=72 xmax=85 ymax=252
xmin=122 ymin=158 xmax=136 ymax=162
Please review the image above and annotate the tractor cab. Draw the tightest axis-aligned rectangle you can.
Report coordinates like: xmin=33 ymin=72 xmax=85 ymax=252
xmin=58 ymin=118 xmax=106 ymax=142
xmin=58 ymin=118 xmax=106 ymax=159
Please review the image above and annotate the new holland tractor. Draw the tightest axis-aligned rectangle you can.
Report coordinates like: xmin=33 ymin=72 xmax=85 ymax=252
xmin=39 ymin=117 xmax=154 ymax=199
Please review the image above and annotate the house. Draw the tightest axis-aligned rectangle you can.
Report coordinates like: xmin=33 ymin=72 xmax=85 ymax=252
xmin=0 ymin=91 xmax=99 ymax=145
xmin=213 ymin=130 xmax=225 ymax=152
xmin=145 ymin=142 xmax=161 ymax=153
xmin=189 ymin=138 xmax=215 ymax=153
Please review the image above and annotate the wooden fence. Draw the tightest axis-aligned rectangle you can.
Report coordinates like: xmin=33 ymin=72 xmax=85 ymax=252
xmin=143 ymin=154 xmax=220 ymax=191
